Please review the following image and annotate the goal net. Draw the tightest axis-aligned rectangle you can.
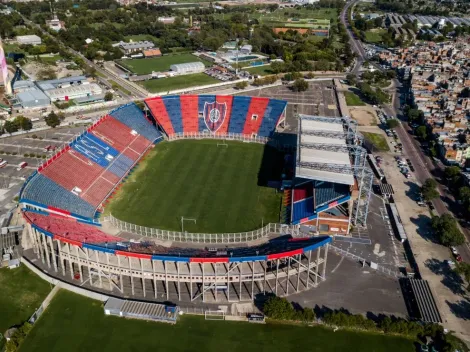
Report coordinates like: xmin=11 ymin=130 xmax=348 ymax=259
xmin=204 ymin=310 xmax=225 ymax=320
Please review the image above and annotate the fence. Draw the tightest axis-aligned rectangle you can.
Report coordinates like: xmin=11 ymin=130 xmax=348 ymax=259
xmin=329 ymin=244 xmax=401 ymax=278
xmin=167 ymin=132 xmax=270 ymax=144
xmin=105 ymin=215 xmax=297 ymax=243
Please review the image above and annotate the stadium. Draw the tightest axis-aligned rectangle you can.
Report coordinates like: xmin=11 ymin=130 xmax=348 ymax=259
xmin=19 ymin=94 xmax=372 ymax=303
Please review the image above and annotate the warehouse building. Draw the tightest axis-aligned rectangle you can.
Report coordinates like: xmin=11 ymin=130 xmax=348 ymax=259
xmin=43 ymin=83 xmax=103 ymax=102
xmin=16 ymin=35 xmax=42 ymax=46
xmin=170 ymin=62 xmax=205 ymax=74
xmin=36 ymin=76 xmax=87 ymax=91
xmin=12 ymin=80 xmax=50 ymax=109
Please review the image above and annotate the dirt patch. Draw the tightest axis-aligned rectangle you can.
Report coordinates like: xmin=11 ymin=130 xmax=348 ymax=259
xmin=23 ymin=61 xmax=83 ymax=80
xmin=349 ymin=105 xmax=378 ymax=126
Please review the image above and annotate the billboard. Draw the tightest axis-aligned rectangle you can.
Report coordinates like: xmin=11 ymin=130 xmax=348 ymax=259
xmin=0 ymin=46 xmax=7 ymax=85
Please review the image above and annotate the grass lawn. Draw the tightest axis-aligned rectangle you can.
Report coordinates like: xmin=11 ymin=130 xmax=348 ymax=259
xmin=20 ymin=290 xmax=416 ymax=352
xmin=365 ymin=29 xmax=386 ymax=43
xmin=0 ymin=265 xmax=51 ymax=333
xmin=246 ymin=65 xmax=274 ymax=76
xmin=344 ymin=91 xmax=366 ymax=106
xmin=362 ymin=132 xmax=390 ymax=152
xmin=140 ymin=73 xmax=219 ymax=93
xmin=39 ymin=55 xmax=62 ymax=65
xmin=105 ymin=140 xmax=283 ymax=232
xmin=117 ymin=53 xmax=211 ymax=75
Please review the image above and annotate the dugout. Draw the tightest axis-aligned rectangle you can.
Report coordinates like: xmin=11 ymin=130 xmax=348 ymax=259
xmin=104 ymin=297 xmax=179 ymax=324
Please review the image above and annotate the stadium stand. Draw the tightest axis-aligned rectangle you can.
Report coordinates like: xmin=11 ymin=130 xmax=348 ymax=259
xmin=40 ymin=148 xmax=104 ymax=192
xmin=145 ymin=95 xmax=286 ymax=137
xmin=128 ymin=135 xmax=152 ymax=154
xmin=90 ymin=116 xmax=137 ymax=152
xmin=180 ymin=95 xmax=199 ymax=133
xmin=21 ymin=174 xmax=96 ymax=217
xmin=71 ymin=133 xmax=120 ymax=168
xmin=228 ymin=96 xmax=252 ymax=134
xmin=144 ymin=97 xmax=175 ymax=135
xmin=293 ymin=182 xmax=314 ymax=202
xmin=107 ymin=154 xmax=135 ymax=179
xmin=292 ymin=197 xmax=315 ymax=223
xmin=24 ymin=210 xmax=121 ymax=243
xmin=162 ymin=96 xmax=183 ymax=133
xmin=110 ymin=103 xmax=163 ymax=142
xmin=243 ymin=97 xmax=269 ymax=135
xmin=314 ymin=182 xmax=350 ymax=208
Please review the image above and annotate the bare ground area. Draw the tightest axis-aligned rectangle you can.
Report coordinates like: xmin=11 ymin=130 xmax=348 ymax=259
xmin=23 ymin=61 xmax=83 ymax=80
xmin=350 ymin=105 xmax=378 ymax=126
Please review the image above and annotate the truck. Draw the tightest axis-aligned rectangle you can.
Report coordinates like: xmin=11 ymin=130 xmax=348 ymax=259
xmin=17 ymin=162 xmax=27 ymax=171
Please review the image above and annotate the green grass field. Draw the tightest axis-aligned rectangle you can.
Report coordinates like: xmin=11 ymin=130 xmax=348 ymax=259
xmin=140 ymin=73 xmax=219 ymax=93
xmin=0 ymin=265 xmax=51 ymax=333
xmin=105 ymin=140 xmax=283 ymax=233
xmin=365 ymin=29 xmax=386 ymax=43
xmin=246 ymin=65 xmax=274 ymax=76
xmin=20 ymin=290 xmax=415 ymax=352
xmin=344 ymin=91 xmax=366 ymax=106
xmin=362 ymin=132 xmax=390 ymax=152
xmin=117 ymin=54 xmax=210 ymax=75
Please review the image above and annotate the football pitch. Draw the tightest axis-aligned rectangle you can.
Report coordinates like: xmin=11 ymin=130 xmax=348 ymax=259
xmin=20 ymin=290 xmax=416 ymax=352
xmin=116 ymin=53 xmax=211 ymax=75
xmin=105 ymin=140 xmax=284 ymax=233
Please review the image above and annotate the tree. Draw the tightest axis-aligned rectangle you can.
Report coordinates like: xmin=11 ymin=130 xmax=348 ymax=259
xmin=444 ymin=166 xmax=461 ymax=180
xmin=263 ymin=296 xmax=295 ymax=320
xmin=305 ymin=72 xmax=315 ymax=79
xmin=415 ymin=125 xmax=427 ymax=140
xmin=45 ymin=112 xmax=61 ymax=128
xmin=431 ymin=214 xmax=465 ymax=247
xmin=15 ymin=116 xmax=33 ymax=131
xmin=346 ymin=73 xmax=357 ymax=86
xmin=421 ymin=178 xmax=439 ymax=202
xmin=3 ymin=120 xmax=19 ymax=134
xmin=292 ymin=78 xmax=309 ymax=92
xmin=235 ymin=81 xmax=248 ymax=90
xmin=386 ymin=119 xmax=399 ymax=129
xmin=455 ymin=263 xmax=470 ymax=291
xmin=36 ymin=67 xmax=57 ymax=80
xmin=104 ymin=92 xmax=113 ymax=101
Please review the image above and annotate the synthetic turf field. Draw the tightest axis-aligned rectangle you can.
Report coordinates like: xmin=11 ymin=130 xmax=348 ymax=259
xmin=20 ymin=290 xmax=416 ymax=352
xmin=116 ymin=53 xmax=211 ymax=75
xmin=106 ymin=140 xmax=283 ymax=233
xmin=0 ymin=265 xmax=50 ymax=332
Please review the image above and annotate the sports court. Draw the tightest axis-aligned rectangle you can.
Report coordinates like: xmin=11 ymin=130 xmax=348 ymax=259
xmin=105 ymin=139 xmax=284 ymax=233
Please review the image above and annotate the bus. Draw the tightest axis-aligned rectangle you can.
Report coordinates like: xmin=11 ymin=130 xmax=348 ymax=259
xmin=367 ymin=154 xmax=385 ymax=181
xmin=0 ymin=161 xmax=8 ymax=168
xmin=17 ymin=162 xmax=27 ymax=171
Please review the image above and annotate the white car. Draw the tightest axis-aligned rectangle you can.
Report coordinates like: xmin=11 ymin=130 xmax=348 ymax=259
xmin=446 ymin=260 xmax=455 ymax=267
xmin=451 ymin=246 xmax=458 ymax=255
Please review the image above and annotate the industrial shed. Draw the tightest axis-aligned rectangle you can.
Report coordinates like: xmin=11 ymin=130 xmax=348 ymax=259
xmin=170 ymin=62 xmax=205 ymax=74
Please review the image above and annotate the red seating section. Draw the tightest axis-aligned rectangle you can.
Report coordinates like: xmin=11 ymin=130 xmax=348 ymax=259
xmin=293 ymin=183 xmax=314 ymax=202
xmin=145 ymin=97 xmax=174 ymax=135
xmin=180 ymin=95 xmax=199 ymax=133
xmin=129 ymin=135 xmax=151 ymax=154
xmin=24 ymin=211 xmax=121 ymax=243
xmin=123 ymin=148 xmax=140 ymax=161
xmin=215 ymin=95 xmax=233 ymax=134
xmin=90 ymin=115 xmax=136 ymax=152
xmin=242 ymin=97 xmax=269 ymax=136
xmin=81 ymin=177 xmax=115 ymax=207
xmin=41 ymin=149 xmax=103 ymax=192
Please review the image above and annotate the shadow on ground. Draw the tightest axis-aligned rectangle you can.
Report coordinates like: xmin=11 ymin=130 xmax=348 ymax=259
xmin=425 ymin=258 xmax=466 ymax=295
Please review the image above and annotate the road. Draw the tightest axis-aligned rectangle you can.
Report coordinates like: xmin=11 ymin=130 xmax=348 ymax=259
xmin=340 ymin=0 xmax=366 ymax=74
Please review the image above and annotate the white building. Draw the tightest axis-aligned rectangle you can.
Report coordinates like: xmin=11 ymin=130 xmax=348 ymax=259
xmin=44 ymin=83 xmax=102 ymax=102
xmin=170 ymin=62 xmax=205 ymax=74
xmin=16 ymin=35 xmax=42 ymax=46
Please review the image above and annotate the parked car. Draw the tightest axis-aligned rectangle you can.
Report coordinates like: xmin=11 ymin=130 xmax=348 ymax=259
xmin=456 ymin=254 xmax=463 ymax=263
xmin=451 ymin=246 xmax=458 ymax=255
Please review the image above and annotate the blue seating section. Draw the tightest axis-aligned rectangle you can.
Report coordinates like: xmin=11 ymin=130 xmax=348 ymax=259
xmin=71 ymin=133 xmax=120 ymax=168
xmin=162 ymin=96 xmax=183 ymax=133
xmin=108 ymin=154 xmax=135 ymax=179
xmin=22 ymin=174 xmax=95 ymax=217
xmin=258 ymin=100 xmax=288 ymax=137
xmin=228 ymin=96 xmax=251 ymax=134
xmin=198 ymin=95 xmax=216 ymax=132
xmin=110 ymin=103 xmax=162 ymax=142
xmin=292 ymin=197 xmax=315 ymax=223
xmin=314 ymin=181 xmax=350 ymax=208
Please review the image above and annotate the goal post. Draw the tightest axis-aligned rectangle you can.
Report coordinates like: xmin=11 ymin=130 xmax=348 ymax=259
xmin=204 ymin=310 xmax=225 ymax=320
xmin=217 ymin=142 xmax=228 ymax=148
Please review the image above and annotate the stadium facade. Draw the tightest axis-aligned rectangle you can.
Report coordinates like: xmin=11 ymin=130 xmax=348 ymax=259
xmin=19 ymin=95 xmax=371 ymax=303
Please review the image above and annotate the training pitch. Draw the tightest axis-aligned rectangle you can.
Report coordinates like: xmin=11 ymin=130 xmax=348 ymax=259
xmin=105 ymin=140 xmax=284 ymax=233
xmin=20 ymin=290 xmax=416 ymax=352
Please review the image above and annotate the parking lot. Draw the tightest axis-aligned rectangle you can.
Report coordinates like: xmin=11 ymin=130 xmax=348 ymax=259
xmin=0 ymin=126 xmax=88 ymax=214
xmin=238 ymin=82 xmax=340 ymax=132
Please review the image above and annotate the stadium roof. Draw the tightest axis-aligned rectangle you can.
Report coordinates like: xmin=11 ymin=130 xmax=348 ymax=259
xmin=296 ymin=115 xmax=354 ymax=185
